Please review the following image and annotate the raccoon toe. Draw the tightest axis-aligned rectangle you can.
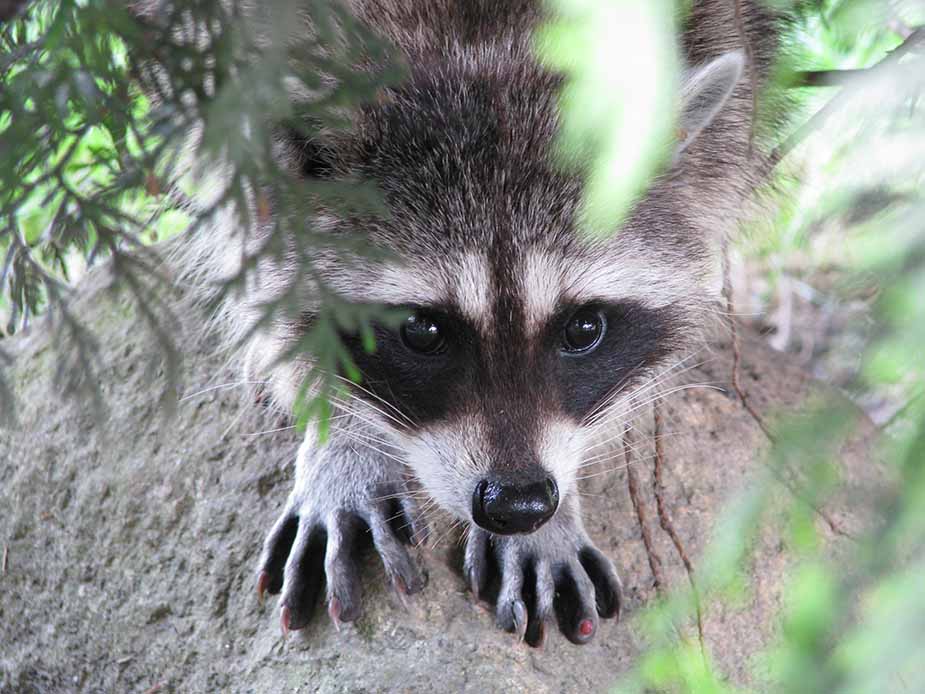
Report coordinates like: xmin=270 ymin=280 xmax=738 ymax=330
xmin=322 ymin=510 xmax=365 ymax=624
xmin=578 ymin=545 xmax=623 ymax=620
xmin=492 ymin=544 xmax=526 ymax=637
xmin=279 ymin=520 xmax=328 ymax=631
xmin=368 ymin=500 xmax=427 ymax=603
xmin=526 ymin=560 xmax=556 ymax=647
xmin=471 ymin=539 xmax=544 ymax=647
xmin=257 ymin=512 xmax=299 ymax=600
xmin=463 ymin=524 xmax=490 ymax=601
xmin=257 ymin=485 xmax=429 ymax=634
xmin=552 ymin=559 xmax=600 ymax=645
xmin=463 ymin=527 xmax=622 ymax=646
xmin=263 ymin=509 xmax=373 ymax=630
xmin=499 ymin=557 xmax=600 ymax=647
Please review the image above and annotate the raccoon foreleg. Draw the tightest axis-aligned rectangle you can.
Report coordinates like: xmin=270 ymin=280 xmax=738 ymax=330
xmin=256 ymin=430 xmax=427 ymax=632
xmin=463 ymin=497 xmax=622 ymax=646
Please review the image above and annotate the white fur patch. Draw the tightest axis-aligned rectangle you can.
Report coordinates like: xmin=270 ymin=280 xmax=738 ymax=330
xmin=451 ymin=253 xmax=492 ymax=327
xmin=522 ymin=250 xmax=563 ymax=334
xmin=365 ymin=264 xmax=444 ymax=306
xmin=397 ymin=415 xmax=491 ymax=521
xmin=564 ymin=238 xmax=708 ymax=310
xmin=397 ymin=413 xmax=590 ymax=524
xmin=537 ymin=418 xmax=587 ymax=500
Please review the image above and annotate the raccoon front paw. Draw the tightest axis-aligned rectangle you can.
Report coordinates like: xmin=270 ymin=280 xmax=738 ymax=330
xmin=464 ymin=524 xmax=622 ymax=647
xmin=255 ymin=485 xmax=427 ymax=633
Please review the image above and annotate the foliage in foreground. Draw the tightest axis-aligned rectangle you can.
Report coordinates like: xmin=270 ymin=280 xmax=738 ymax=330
xmin=0 ymin=0 xmax=404 ymax=424
xmin=618 ymin=2 xmax=925 ymax=691
xmin=1 ymin=0 xmax=924 ymax=692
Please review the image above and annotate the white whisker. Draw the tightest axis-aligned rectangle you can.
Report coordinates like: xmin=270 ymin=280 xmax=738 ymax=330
xmin=219 ymin=405 xmax=250 ymax=441
xmin=245 ymin=424 xmax=296 ymax=438
xmin=179 ymin=379 xmax=270 ymax=402
xmin=330 ymin=372 xmax=414 ymax=430
xmin=581 ymin=382 xmax=721 ymax=455
xmin=575 ymin=453 xmax=658 ymax=481
xmin=431 ymin=517 xmax=465 ymax=549
xmin=334 ymin=428 xmax=410 ymax=467
xmin=584 ymin=353 xmax=710 ymax=430
xmin=327 ymin=394 xmax=403 ymax=438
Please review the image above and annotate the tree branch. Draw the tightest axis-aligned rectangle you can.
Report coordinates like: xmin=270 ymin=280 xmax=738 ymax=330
xmin=773 ymin=26 xmax=925 ymax=166
xmin=791 ymin=69 xmax=870 ymax=87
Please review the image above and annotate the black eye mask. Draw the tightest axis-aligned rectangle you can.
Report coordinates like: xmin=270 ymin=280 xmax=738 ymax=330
xmin=543 ymin=301 xmax=684 ymax=421
xmin=336 ymin=300 xmax=683 ymax=428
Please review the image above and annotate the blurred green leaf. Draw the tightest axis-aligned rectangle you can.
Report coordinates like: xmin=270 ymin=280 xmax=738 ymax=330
xmin=535 ymin=0 xmax=679 ymax=235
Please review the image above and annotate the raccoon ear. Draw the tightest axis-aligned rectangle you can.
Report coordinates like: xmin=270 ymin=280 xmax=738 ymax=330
xmin=283 ymin=125 xmax=336 ymax=179
xmin=675 ymin=50 xmax=745 ymax=157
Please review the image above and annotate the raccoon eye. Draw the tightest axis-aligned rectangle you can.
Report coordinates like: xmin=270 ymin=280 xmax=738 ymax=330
xmin=401 ymin=312 xmax=446 ymax=354
xmin=562 ymin=307 xmax=606 ymax=354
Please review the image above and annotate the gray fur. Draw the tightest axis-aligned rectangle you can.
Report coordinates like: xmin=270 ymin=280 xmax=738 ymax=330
xmin=160 ymin=0 xmax=783 ymax=645
xmin=258 ymin=418 xmax=427 ymax=629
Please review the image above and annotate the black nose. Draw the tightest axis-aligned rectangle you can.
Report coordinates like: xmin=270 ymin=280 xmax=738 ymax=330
xmin=471 ymin=477 xmax=559 ymax=535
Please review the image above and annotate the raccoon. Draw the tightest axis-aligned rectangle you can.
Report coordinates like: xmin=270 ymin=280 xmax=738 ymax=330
xmin=172 ymin=0 xmax=781 ymax=646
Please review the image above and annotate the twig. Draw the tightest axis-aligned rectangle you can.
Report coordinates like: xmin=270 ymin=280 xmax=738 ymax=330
xmin=791 ymin=69 xmax=870 ymax=87
xmin=652 ymin=402 xmax=706 ymax=657
xmin=722 ymin=247 xmax=774 ymax=441
xmin=878 ymin=388 xmax=924 ymax=431
xmin=721 ymin=246 xmax=854 ymax=540
xmin=624 ymin=427 xmax=665 ymax=592
xmin=772 ymin=26 xmax=925 ymax=166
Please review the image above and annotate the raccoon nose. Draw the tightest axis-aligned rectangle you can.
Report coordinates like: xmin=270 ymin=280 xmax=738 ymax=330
xmin=472 ymin=477 xmax=559 ymax=535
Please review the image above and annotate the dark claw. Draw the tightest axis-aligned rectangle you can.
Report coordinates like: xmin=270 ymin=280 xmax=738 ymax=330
xmin=535 ymin=620 xmax=547 ymax=650
xmin=257 ymin=571 xmax=270 ymax=605
xmin=512 ymin=599 xmax=528 ymax=642
xmin=392 ymin=575 xmax=410 ymax=610
xmin=328 ymin=597 xmax=343 ymax=632
xmin=467 ymin=566 xmax=480 ymax=602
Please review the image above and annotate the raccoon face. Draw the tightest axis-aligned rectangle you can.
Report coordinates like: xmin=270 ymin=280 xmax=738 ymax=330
xmin=288 ymin=49 xmax=744 ymax=533
xmin=340 ymin=284 xmax=686 ymax=535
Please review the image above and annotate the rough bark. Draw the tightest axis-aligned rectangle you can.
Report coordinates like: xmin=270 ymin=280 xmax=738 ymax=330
xmin=0 ymin=262 xmax=879 ymax=693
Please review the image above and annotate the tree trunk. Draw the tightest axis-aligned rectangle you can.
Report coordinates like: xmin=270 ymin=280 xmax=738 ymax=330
xmin=0 ymin=261 xmax=878 ymax=693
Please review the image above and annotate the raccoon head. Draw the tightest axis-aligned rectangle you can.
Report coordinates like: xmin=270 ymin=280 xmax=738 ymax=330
xmin=283 ymin=47 xmax=745 ymax=535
